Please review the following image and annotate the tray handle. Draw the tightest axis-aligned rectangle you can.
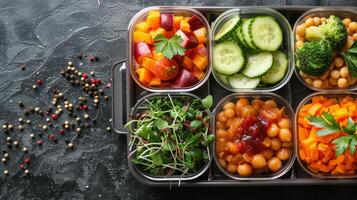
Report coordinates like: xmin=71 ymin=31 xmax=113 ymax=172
xmin=112 ymin=60 xmax=128 ymax=134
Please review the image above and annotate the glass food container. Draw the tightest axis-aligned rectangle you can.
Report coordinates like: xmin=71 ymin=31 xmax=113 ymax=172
xmin=128 ymin=7 xmax=212 ymax=92
xmin=293 ymin=7 xmax=357 ymax=91
xmin=211 ymin=7 xmax=294 ymax=92
xmin=213 ymin=92 xmax=296 ymax=180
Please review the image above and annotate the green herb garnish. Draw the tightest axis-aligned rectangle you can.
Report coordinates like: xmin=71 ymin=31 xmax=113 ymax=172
xmin=307 ymin=112 xmax=357 ymax=156
xmin=126 ymin=95 xmax=214 ymax=176
xmin=341 ymin=41 xmax=357 ymax=77
xmin=154 ymin=34 xmax=186 ymax=59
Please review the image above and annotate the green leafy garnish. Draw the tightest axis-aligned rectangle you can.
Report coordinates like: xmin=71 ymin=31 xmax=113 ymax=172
xmin=154 ymin=34 xmax=186 ymax=59
xmin=201 ymin=95 xmax=213 ymax=109
xmin=307 ymin=112 xmax=357 ymax=156
xmin=341 ymin=41 xmax=357 ymax=78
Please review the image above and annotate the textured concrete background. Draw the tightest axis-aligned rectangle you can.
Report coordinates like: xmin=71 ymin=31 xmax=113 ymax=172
xmin=0 ymin=0 xmax=357 ymax=200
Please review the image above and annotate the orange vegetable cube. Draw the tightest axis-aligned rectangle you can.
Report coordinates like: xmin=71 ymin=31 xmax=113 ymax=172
xmin=149 ymin=28 xmax=167 ymax=40
xmin=193 ymin=27 xmax=207 ymax=44
xmin=174 ymin=16 xmax=184 ymax=30
xmin=146 ymin=10 xmax=160 ymax=29
xmin=148 ymin=77 xmax=161 ymax=86
xmin=180 ymin=19 xmax=190 ymax=32
xmin=135 ymin=22 xmax=150 ymax=33
xmin=192 ymin=67 xmax=205 ymax=80
xmin=141 ymin=57 xmax=157 ymax=74
xmin=136 ymin=68 xmax=154 ymax=84
xmin=328 ymin=104 xmax=340 ymax=113
xmin=152 ymin=51 xmax=164 ymax=60
xmin=307 ymin=103 xmax=322 ymax=115
xmin=192 ymin=54 xmax=208 ymax=71
xmin=335 ymin=107 xmax=349 ymax=120
xmin=182 ymin=56 xmax=194 ymax=70
xmin=133 ymin=31 xmax=153 ymax=44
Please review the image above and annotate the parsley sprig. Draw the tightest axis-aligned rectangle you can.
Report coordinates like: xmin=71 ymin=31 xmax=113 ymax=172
xmin=307 ymin=112 xmax=357 ymax=156
xmin=154 ymin=34 xmax=186 ymax=59
xmin=341 ymin=41 xmax=357 ymax=77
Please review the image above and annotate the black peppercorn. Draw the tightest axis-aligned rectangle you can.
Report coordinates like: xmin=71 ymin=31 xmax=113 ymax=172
xmin=18 ymin=101 xmax=25 ymax=108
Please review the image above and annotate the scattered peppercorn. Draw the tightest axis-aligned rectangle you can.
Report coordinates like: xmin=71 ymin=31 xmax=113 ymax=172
xmin=18 ymin=101 xmax=25 ymax=108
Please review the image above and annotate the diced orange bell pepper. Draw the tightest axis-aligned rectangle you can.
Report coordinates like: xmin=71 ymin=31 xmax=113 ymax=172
xmin=192 ymin=54 xmax=208 ymax=71
xmin=149 ymin=28 xmax=167 ymax=40
xmin=136 ymin=68 xmax=154 ymax=84
xmin=133 ymin=31 xmax=153 ymax=44
xmin=192 ymin=67 xmax=205 ymax=80
xmin=135 ymin=22 xmax=150 ymax=33
xmin=307 ymin=103 xmax=322 ymax=116
xmin=141 ymin=57 xmax=157 ymax=74
xmin=148 ymin=76 xmax=161 ymax=86
xmin=152 ymin=50 xmax=164 ymax=60
xmin=180 ymin=19 xmax=190 ymax=32
xmin=193 ymin=27 xmax=207 ymax=44
xmin=146 ymin=10 xmax=160 ymax=29
xmin=182 ymin=56 xmax=194 ymax=70
xmin=335 ymin=107 xmax=349 ymax=120
xmin=174 ymin=16 xmax=184 ymax=30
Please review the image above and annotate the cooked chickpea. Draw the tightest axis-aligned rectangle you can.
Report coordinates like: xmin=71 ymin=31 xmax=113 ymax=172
xmin=329 ymin=77 xmax=338 ymax=86
xmin=295 ymin=40 xmax=304 ymax=48
xmin=295 ymin=34 xmax=305 ymax=42
xmin=262 ymin=137 xmax=272 ymax=148
xmin=271 ymin=138 xmax=282 ymax=151
xmin=223 ymin=102 xmax=235 ymax=110
xmin=346 ymin=36 xmax=354 ymax=49
xmin=343 ymin=18 xmax=352 ymax=27
xmin=219 ymin=159 xmax=227 ymax=169
xmin=313 ymin=17 xmax=321 ymax=26
xmin=251 ymin=154 xmax=267 ymax=169
xmin=236 ymin=98 xmax=249 ymax=109
xmin=278 ymin=118 xmax=290 ymax=129
xmin=226 ymin=142 xmax=239 ymax=154
xmin=279 ymin=128 xmax=292 ymax=142
xmin=340 ymin=66 xmax=349 ymax=78
xmin=217 ymin=112 xmax=228 ymax=123
xmin=251 ymin=99 xmax=264 ymax=110
xmin=337 ymin=77 xmax=348 ymax=88
xmin=348 ymin=22 xmax=357 ymax=32
xmin=268 ymin=157 xmax=282 ymax=172
xmin=305 ymin=18 xmax=314 ymax=27
xmin=267 ymin=123 xmax=279 ymax=137
xmin=276 ymin=148 xmax=290 ymax=160
xmin=224 ymin=108 xmax=235 ymax=118
xmin=312 ymin=79 xmax=322 ymax=88
xmin=304 ymin=77 xmax=313 ymax=86
xmin=296 ymin=24 xmax=306 ymax=37
xmin=237 ymin=163 xmax=253 ymax=176
xmin=330 ymin=70 xmax=341 ymax=79
xmin=216 ymin=129 xmax=227 ymax=138
xmin=261 ymin=149 xmax=274 ymax=160
xmin=216 ymin=121 xmax=226 ymax=129
xmin=264 ymin=100 xmax=277 ymax=108
xmin=227 ymin=163 xmax=238 ymax=173
xmin=353 ymin=33 xmax=357 ymax=40
xmin=334 ymin=57 xmax=344 ymax=68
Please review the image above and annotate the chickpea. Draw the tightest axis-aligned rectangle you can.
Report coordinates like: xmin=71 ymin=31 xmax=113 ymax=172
xmin=296 ymin=24 xmax=306 ymax=37
xmin=295 ymin=34 xmax=305 ymax=42
xmin=279 ymin=128 xmax=292 ymax=142
xmin=236 ymin=98 xmax=249 ymax=111
xmin=295 ymin=40 xmax=304 ymax=48
xmin=268 ymin=157 xmax=282 ymax=172
xmin=345 ymin=36 xmax=354 ymax=49
xmin=224 ymin=108 xmax=235 ymax=118
xmin=219 ymin=159 xmax=227 ymax=169
xmin=237 ymin=163 xmax=253 ymax=176
xmin=251 ymin=99 xmax=264 ymax=110
xmin=343 ymin=18 xmax=352 ymax=27
xmin=243 ymin=153 xmax=253 ymax=163
xmin=267 ymin=123 xmax=279 ymax=137
xmin=216 ymin=129 xmax=227 ymax=138
xmin=330 ymin=70 xmax=341 ymax=79
xmin=313 ymin=17 xmax=321 ymax=26
xmin=227 ymin=163 xmax=238 ymax=173
xmin=353 ymin=33 xmax=357 ymax=40
xmin=216 ymin=121 xmax=226 ymax=129
xmin=334 ymin=57 xmax=344 ymax=68
xmin=226 ymin=142 xmax=239 ymax=154
xmin=348 ymin=22 xmax=357 ymax=32
xmin=276 ymin=148 xmax=290 ymax=160
xmin=305 ymin=18 xmax=314 ymax=27
xmin=299 ymin=71 xmax=308 ymax=78
xmin=271 ymin=138 xmax=282 ymax=151
xmin=305 ymin=77 xmax=313 ymax=86
xmin=338 ymin=77 xmax=348 ymax=88
xmin=262 ymin=137 xmax=272 ymax=148
xmin=251 ymin=154 xmax=267 ymax=169
xmin=264 ymin=100 xmax=277 ymax=108
xmin=329 ymin=77 xmax=338 ymax=86
xmin=223 ymin=102 xmax=235 ymax=110
xmin=217 ymin=112 xmax=228 ymax=123
xmin=312 ymin=79 xmax=322 ymax=88
xmin=261 ymin=149 xmax=274 ymax=160
xmin=278 ymin=118 xmax=290 ymax=129
xmin=240 ymin=105 xmax=258 ymax=118
xmin=340 ymin=66 xmax=349 ymax=78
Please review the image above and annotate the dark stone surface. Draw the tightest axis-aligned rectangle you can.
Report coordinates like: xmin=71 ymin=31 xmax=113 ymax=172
xmin=1 ymin=0 xmax=357 ymax=200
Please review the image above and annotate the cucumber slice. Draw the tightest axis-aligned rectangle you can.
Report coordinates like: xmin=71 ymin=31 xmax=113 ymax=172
xmin=228 ymin=74 xmax=260 ymax=89
xmin=235 ymin=20 xmax=249 ymax=49
xmin=214 ymin=16 xmax=241 ymax=42
xmin=213 ymin=41 xmax=245 ymax=75
xmin=261 ymin=51 xmax=288 ymax=84
xmin=242 ymin=18 xmax=259 ymax=51
xmin=250 ymin=16 xmax=283 ymax=51
xmin=242 ymin=52 xmax=273 ymax=78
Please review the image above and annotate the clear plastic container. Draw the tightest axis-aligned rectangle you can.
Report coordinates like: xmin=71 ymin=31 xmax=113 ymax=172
xmin=127 ymin=92 xmax=212 ymax=181
xmin=293 ymin=7 xmax=357 ymax=91
xmin=213 ymin=92 xmax=295 ymax=180
xmin=211 ymin=8 xmax=294 ymax=92
xmin=295 ymin=91 xmax=357 ymax=178
xmin=128 ymin=7 xmax=211 ymax=92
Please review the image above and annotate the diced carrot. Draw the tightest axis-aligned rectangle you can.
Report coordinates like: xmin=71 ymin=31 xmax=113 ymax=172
xmin=328 ymin=104 xmax=340 ymax=113
xmin=298 ymin=125 xmax=308 ymax=142
xmin=307 ymin=103 xmax=322 ymax=116
xmin=312 ymin=96 xmax=327 ymax=104
xmin=192 ymin=54 xmax=208 ymax=71
xmin=141 ymin=57 xmax=157 ymax=74
xmin=180 ymin=19 xmax=190 ymax=32
xmin=133 ymin=31 xmax=153 ymax=44
xmin=182 ymin=56 xmax=194 ymax=70
xmin=146 ymin=10 xmax=160 ymax=29
xmin=335 ymin=107 xmax=349 ymax=120
xmin=149 ymin=28 xmax=167 ymax=40
xmin=136 ymin=68 xmax=154 ymax=84
xmin=152 ymin=50 xmax=164 ymax=60
xmin=135 ymin=22 xmax=150 ymax=33
xmin=148 ymin=76 xmax=161 ymax=86
xmin=192 ymin=67 xmax=205 ymax=80
xmin=174 ymin=16 xmax=184 ymax=30
xmin=193 ymin=27 xmax=207 ymax=44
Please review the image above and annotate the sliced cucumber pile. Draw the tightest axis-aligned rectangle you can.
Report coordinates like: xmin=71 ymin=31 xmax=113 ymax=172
xmin=213 ymin=14 xmax=288 ymax=89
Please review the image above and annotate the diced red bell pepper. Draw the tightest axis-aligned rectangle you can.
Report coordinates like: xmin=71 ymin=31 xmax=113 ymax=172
xmin=188 ymin=15 xmax=204 ymax=31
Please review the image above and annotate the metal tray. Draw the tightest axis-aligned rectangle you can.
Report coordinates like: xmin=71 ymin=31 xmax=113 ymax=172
xmin=112 ymin=6 xmax=357 ymax=186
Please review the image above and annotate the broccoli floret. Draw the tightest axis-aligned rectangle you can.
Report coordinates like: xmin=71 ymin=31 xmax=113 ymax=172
xmin=305 ymin=15 xmax=347 ymax=49
xmin=296 ymin=40 xmax=333 ymax=76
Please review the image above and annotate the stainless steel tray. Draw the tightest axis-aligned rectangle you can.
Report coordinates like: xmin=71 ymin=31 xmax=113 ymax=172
xmin=112 ymin=6 xmax=357 ymax=186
